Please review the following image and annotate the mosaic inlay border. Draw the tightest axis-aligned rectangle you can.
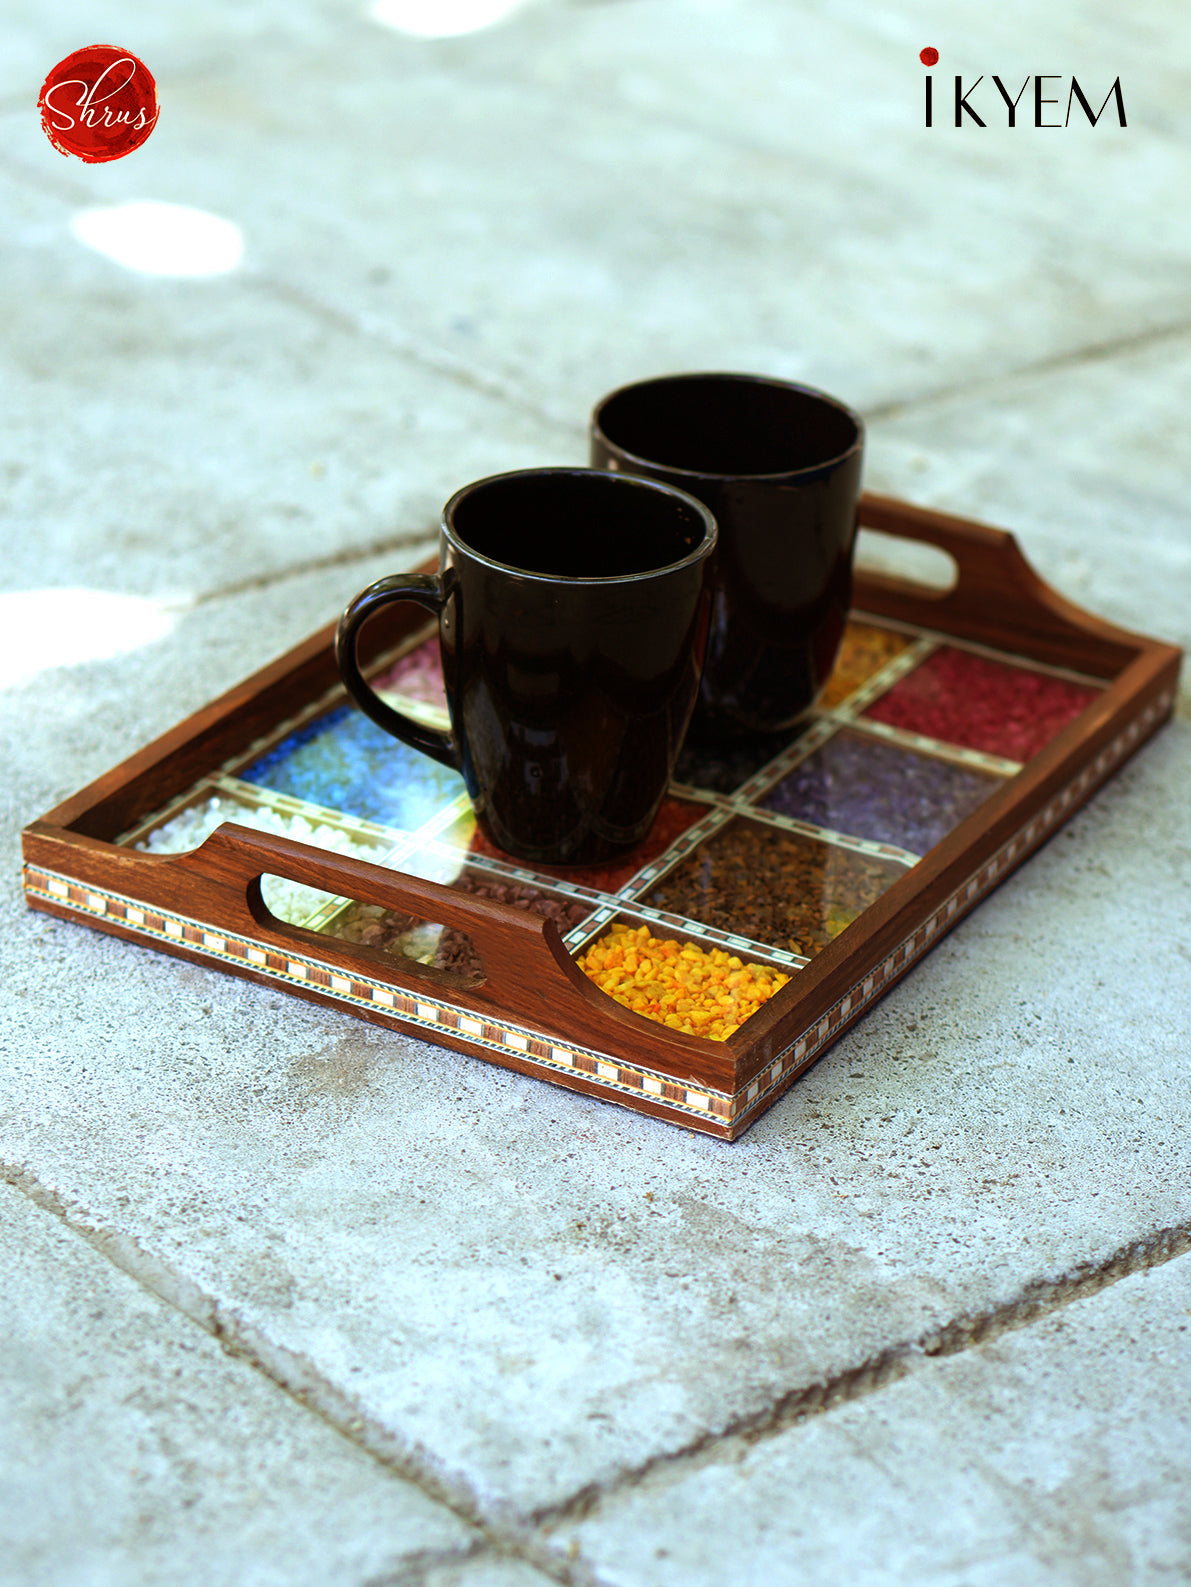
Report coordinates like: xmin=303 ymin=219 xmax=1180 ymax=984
xmin=20 ymin=868 xmax=734 ymax=1125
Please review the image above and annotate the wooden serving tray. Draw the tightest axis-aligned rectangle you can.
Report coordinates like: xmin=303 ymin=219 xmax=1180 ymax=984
xmin=22 ymin=495 xmax=1182 ymax=1139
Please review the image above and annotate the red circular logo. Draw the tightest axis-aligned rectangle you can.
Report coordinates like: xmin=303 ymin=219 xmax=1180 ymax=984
xmin=38 ymin=45 xmax=158 ymax=163
xmin=919 ymin=46 xmax=940 ymax=67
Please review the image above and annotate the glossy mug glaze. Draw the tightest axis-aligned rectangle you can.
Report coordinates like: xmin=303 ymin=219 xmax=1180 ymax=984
xmin=591 ymin=372 xmax=864 ymax=739
xmin=335 ymin=467 xmax=717 ymax=866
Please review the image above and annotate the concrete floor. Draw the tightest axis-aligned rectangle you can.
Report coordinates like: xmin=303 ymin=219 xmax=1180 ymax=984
xmin=3 ymin=0 xmax=1190 ymax=1581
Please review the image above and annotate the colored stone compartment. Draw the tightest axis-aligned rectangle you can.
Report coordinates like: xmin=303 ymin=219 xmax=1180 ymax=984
xmin=862 ymin=646 xmax=1100 ymax=761
xmin=577 ymin=921 xmax=790 ymax=1041
xmin=449 ymin=870 xmax=591 ymax=932
xmin=759 ymin=729 xmax=1003 ymax=855
xmin=817 ymin=620 xmax=914 ymax=710
xmin=239 ymin=706 xmax=466 ymax=830
xmin=322 ymin=901 xmax=478 ymax=985
xmin=671 ymin=622 xmax=913 ymax=796
xmin=372 ymin=635 xmax=447 ymax=712
xmin=642 ymin=818 xmax=908 ymax=957
xmin=457 ymin=796 xmax=707 ymax=894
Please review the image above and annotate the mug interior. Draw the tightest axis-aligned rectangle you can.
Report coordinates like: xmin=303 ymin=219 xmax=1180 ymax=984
xmin=448 ymin=469 xmax=713 ymax=579
xmin=595 ymin=373 xmax=861 ymax=478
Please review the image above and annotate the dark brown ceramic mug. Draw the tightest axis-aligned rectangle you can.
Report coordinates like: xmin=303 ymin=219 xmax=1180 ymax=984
xmin=591 ymin=372 xmax=864 ymax=739
xmin=336 ymin=468 xmax=717 ymax=866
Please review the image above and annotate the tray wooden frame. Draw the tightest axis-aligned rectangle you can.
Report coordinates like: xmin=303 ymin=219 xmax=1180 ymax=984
xmin=22 ymin=495 xmax=1182 ymax=1139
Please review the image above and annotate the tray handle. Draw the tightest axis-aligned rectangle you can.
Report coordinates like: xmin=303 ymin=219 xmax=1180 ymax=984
xmin=854 ymin=491 xmax=1142 ymax=674
xmin=859 ymin=491 xmax=1039 ymax=605
xmin=165 ymin=824 xmax=720 ymax=1066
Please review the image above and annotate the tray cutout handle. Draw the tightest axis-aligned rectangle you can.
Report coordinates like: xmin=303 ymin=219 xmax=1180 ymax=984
xmin=213 ymin=824 xmax=563 ymax=1003
xmin=854 ymin=527 xmax=958 ymax=596
xmin=173 ymin=824 xmax=729 ymax=1074
xmin=855 ymin=492 xmax=1145 ymax=677
xmin=257 ymin=871 xmax=487 ymax=992
xmin=858 ymin=491 xmax=1024 ymax=607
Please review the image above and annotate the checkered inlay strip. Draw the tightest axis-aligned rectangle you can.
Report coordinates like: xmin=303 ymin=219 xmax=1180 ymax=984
xmin=20 ymin=869 xmax=733 ymax=1124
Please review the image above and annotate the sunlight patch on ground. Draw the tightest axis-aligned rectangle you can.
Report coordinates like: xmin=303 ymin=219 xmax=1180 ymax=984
xmin=368 ymin=0 xmax=529 ymax=38
xmin=71 ymin=202 xmax=244 ymax=278
xmin=0 ymin=589 xmax=180 ymax=688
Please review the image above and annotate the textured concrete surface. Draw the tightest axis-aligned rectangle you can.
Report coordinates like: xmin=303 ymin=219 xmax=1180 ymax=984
xmin=0 ymin=1178 xmax=480 ymax=1586
xmin=569 ymin=1251 xmax=1191 ymax=1585
xmin=3 ymin=0 xmax=1189 ymax=1581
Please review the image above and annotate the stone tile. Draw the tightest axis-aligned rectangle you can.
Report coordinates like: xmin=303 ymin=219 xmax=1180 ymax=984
xmin=0 ymin=1176 xmax=478 ymax=1586
xmin=181 ymin=0 xmax=1190 ymax=417
xmin=0 ymin=162 xmax=554 ymax=603
xmin=3 ymin=0 xmax=1189 ymax=1562
xmin=6 ymin=0 xmax=1188 ymax=452
xmin=864 ymin=338 xmax=1191 ymax=653
xmin=4 ymin=706 xmax=1190 ymax=1517
xmin=561 ymin=1250 xmax=1191 ymax=1586
xmin=417 ymin=1562 xmax=562 ymax=1587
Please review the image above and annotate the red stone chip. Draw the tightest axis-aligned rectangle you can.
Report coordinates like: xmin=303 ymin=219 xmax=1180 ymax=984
xmin=862 ymin=646 xmax=1100 ymax=762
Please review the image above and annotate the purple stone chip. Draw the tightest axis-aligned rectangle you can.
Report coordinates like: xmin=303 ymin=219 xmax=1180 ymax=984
xmin=758 ymin=729 xmax=1003 ymax=855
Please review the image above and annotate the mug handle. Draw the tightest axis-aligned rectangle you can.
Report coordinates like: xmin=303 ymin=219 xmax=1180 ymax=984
xmin=335 ymin=572 xmax=461 ymax=771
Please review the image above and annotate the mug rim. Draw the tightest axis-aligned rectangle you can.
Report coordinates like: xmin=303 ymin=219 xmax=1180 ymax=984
xmin=441 ymin=466 xmax=718 ymax=585
xmin=590 ymin=370 xmax=865 ymax=482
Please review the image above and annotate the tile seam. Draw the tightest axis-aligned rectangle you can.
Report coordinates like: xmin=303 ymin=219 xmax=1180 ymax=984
xmin=184 ymin=525 xmax=439 ymax=608
xmin=0 ymin=1159 xmax=598 ymax=1587
xmin=532 ymin=1221 xmax=1191 ymax=1533
xmin=862 ymin=313 xmax=1191 ymax=423
xmin=251 ymin=273 xmax=578 ymax=437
